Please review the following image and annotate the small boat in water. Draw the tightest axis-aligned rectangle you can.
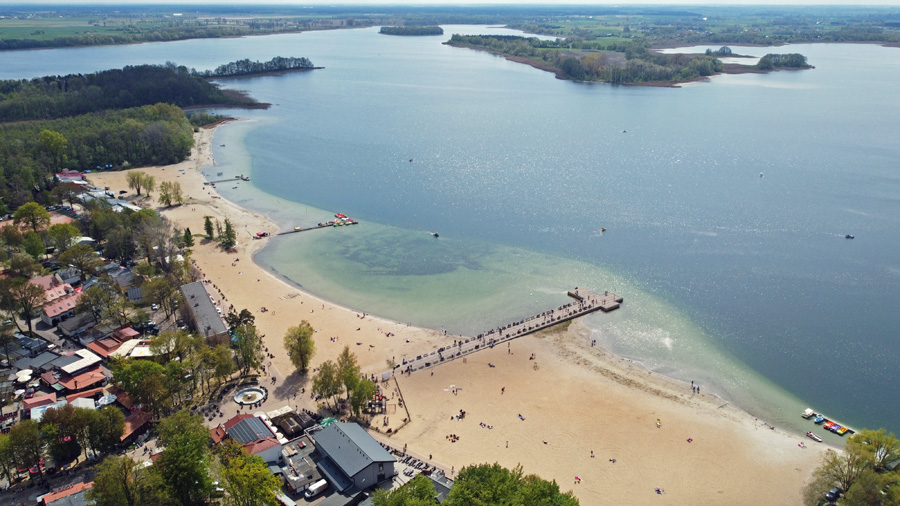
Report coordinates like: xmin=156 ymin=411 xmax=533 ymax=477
xmin=806 ymin=432 xmax=823 ymax=442
xmin=432 ymin=232 xmax=439 ymax=238
xmin=801 ymin=408 xmax=815 ymax=419
xmin=814 ymin=414 xmax=825 ymax=424
xmin=845 ymin=234 xmax=855 ymax=239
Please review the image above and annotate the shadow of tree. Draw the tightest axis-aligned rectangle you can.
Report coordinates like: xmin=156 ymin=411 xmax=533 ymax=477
xmin=273 ymin=370 xmax=308 ymax=400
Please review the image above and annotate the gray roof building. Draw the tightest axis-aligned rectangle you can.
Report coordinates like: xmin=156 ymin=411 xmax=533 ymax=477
xmin=313 ymin=422 xmax=395 ymax=493
xmin=179 ymin=281 xmax=228 ymax=345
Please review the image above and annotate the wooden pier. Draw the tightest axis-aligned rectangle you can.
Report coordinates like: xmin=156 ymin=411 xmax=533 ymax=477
xmin=387 ymin=288 xmax=623 ymax=376
xmin=276 ymin=220 xmax=358 ymax=236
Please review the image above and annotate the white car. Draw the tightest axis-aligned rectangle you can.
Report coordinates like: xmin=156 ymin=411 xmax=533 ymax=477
xmin=151 ymin=304 xmax=159 ymax=311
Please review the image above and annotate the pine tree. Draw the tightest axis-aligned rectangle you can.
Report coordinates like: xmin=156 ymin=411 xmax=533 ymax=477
xmin=222 ymin=219 xmax=236 ymax=249
xmin=183 ymin=228 xmax=194 ymax=248
xmin=203 ymin=216 xmax=214 ymax=239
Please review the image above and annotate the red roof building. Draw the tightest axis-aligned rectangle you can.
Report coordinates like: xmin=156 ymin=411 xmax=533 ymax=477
xmin=23 ymin=393 xmax=57 ymax=411
xmin=57 ymin=365 xmax=106 ymax=392
xmin=121 ymin=410 xmax=154 ymax=442
xmin=41 ymin=481 xmax=93 ymax=505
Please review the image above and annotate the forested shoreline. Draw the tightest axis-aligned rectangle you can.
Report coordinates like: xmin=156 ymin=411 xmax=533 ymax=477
xmin=446 ymin=35 xmax=810 ymax=85
xmin=379 ymin=26 xmax=444 ymax=36
xmin=0 ymin=61 xmax=282 ymax=212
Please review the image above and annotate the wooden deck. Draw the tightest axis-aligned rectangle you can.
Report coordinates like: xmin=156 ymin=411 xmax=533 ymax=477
xmin=388 ymin=288 xmax=623 ymax=376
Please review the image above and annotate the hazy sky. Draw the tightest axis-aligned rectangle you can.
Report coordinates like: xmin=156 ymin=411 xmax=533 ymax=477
xmin=13 ymin=0 xmax=900 ymax=6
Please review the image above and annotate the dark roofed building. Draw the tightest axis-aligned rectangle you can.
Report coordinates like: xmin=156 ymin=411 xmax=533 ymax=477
xmin=217 ymin=414 xmax=282 ymax=463
xmin=180 ymin=281 xmax=228 ymax=345
xmin=313 ymin=422 xmax=395 ymax=493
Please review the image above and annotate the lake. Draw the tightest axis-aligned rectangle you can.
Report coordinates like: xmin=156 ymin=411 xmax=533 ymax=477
xmin=3 ymin=27 xmax=898 ymax=434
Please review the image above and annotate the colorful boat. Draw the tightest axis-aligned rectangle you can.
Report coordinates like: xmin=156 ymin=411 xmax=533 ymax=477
xmin=814 ymin=415 xmax=825 ymax=424
xmin=830 ymin=424 xmax=842 ymax=433
xmin=823 ymin=421 xmax=835 ymax=430
xmin=837 ymin=426 xmax=849 ymax=435
xmin=806 ymin=432 xmax=823 ymax=442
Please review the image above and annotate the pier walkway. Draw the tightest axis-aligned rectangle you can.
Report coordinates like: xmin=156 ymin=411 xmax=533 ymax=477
xmin=384 ymin=288 xmax=622 ymax=377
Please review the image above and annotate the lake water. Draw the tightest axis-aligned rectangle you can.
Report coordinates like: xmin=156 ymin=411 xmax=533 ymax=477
xmin=3 ymin=27 xmax=898 ymax=435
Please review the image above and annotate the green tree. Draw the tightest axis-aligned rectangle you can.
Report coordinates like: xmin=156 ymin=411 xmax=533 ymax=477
xmin=77 ymin=282 xmax=114 ymax=323
xmin=39 ymin=129 xmax=68 ymax=170
xmin=183 ymin=227 xmax=194 ymax=247
xmin=0 ymin=433 xmax=16 ymax=484
xmin=143 ymin=174 xmax=156 ymax=197
xmin=211 ymin=344 xmax=236 ymax=386
xmin=7 ymin=252 xmax=42 ymax=278
xmin=204 ymin=216 xmax=214 ymax=240
xmin=8 ymin=419 xmax=44 ymax=482
xmin=848 ymin=429 xmax=900 ymax=471
xmin=284 ymin=321 xmax=316 ymax=373
xmin=803 ymin=428 xmax=900 ymax=506
xmin=87 ymin=455 xmax=169 ymax=506
xmin=23 ymin=231 xmax=46 ymax=260
xmin=1 ymin=279 xmax=46 ymax=333
xmin=444 ymin=463 xmax=579 ymax=506
xmin=348 ymin=376 xmax=377 ymax=418
xmin=225 ymin=308 xmax=256 ymax=333
xmin=221 ymin=451 xmax=282 ymax=506
xmin=111 ymin=358 xmax=170 ymax=416
xmin=222 ymin=218 xmax=237 ymax=249
xmin=58 ymin=243 xmax=103 ymax=281
xmin=233 ymin=323 xmax=264 ymax=376
xmin=88 ymin=406 xmax=126 ymax=456
xmin=127 ymin=171 xmax=148 ymax=196
xmin=156 ymin=410 xmax=213 ymax=506
xmin=47 ymin=222 xmax=81 ymax=253
xmin=13 ymin=202 xmax=51 ymax=233
xmin=311 ymin=359 xmax=342 ymax=408
xmin=373 ymin=473 xmax=439 ymax=506
xmin=0 ymin=224 xmax=23 ymax=247
xmin=40 ymin=404 xmax=82 ymax=465
xmin=144 ymin=276 xmax=181 ymax=319
xmin=337 ymin=345 xmax=361 ymax=400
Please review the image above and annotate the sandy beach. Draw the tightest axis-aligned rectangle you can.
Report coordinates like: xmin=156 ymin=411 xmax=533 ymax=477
xmin=88 ymin=123 xmax=826 ymax=505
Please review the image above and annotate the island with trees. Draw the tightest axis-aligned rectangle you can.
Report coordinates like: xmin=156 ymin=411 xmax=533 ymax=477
xmin=445 ymin=35 xmax=811 ymax=85
xmin=379 ymin=25 xmax=444 ymax=36
xmin=191 ymin=56 xmax=320 ymax=79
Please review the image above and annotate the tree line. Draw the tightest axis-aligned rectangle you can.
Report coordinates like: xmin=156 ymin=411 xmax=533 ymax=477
xmin=0 ymin=63 xmax=252 ymax=123
xmin=756 ymin=53 xmax=811 ymax=70
xmin=191 ymin=56 xmax=315 ymax=79
xmin=447 ymin=35 xmax=726 ymax=84
xmin=379 ymin=26 xmax=444 ymax=36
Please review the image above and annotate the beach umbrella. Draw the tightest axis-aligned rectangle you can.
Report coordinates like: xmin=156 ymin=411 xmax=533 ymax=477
xmin=14 ymin=389 xmax=25 ymax=397
xmin=17 ymin=369 xmax=33 ymax=377
xmin=97 ymin=394 xmax=117 ymax=406
xmin=320 ymin=417 xmax=337 ymax=427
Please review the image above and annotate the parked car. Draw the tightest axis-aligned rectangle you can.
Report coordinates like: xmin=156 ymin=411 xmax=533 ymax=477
xmin=825 ymin=487 xmax=842 ymax=502
xmin=151 ymin=304 xmax=159 ymax=311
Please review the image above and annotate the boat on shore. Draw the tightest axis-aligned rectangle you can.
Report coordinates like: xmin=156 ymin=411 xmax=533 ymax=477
xmin=806 ymin=431 xmax=823 ymax=442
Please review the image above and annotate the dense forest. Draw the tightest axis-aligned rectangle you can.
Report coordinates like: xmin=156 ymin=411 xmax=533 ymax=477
xmin=446 ymin=35 xmax=727 ymax=84
xmin=0 ymin=104 xmax=195 ymax=211
xmin=0 ymin=63 xmax=255 ymax=123
xmin=192 ymin=56 xmax=316 ymax=78
xmin=0 ymin=61 xmax=283 ymax=213
xmin=379 ymin=26 xmax=444 ymax=36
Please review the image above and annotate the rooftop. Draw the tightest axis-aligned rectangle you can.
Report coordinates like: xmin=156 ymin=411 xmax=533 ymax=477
xmin=59 ymin=349 xmax=101 ymax=375
xmin=180 ymin=281 xmax=227 ymax=338
xmin=314 ymin=422 xmax=396 ymax=479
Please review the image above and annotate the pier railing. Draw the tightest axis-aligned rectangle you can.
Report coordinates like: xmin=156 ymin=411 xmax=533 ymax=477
xmin=386 ymin=288 xmax=622 ymax=376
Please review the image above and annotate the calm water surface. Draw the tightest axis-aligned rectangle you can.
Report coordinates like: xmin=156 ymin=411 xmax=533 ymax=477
xmin=4 ymin=28 xmax=898 ymax=435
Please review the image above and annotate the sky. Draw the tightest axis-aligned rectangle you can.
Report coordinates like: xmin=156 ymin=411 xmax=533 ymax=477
xmin=10 ymin=0 xmax=900 ymax=6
